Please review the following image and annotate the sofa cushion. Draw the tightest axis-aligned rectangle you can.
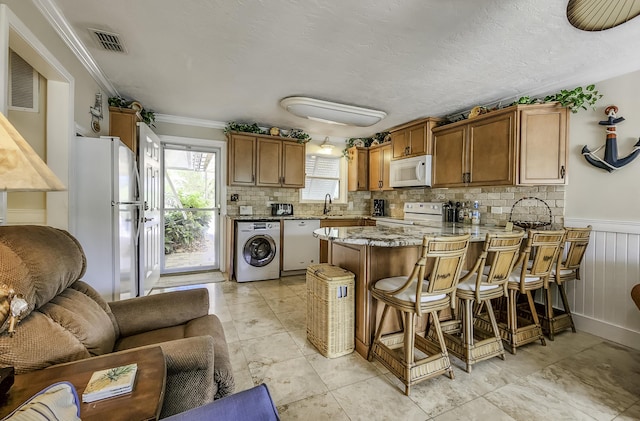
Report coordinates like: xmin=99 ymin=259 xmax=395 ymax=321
xmin=40 ymin=287 xmax=116 ymax=356
xmin=0 ymin=312 xmax=90 ymax=374
xmin=0 ymin=226 xmax=86 ymax=332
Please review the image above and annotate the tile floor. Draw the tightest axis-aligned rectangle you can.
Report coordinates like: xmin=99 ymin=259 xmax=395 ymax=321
xmin=154 ymin=274 xmax=640 ymax=421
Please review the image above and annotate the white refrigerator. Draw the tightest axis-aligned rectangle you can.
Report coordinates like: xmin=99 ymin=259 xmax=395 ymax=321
xmin=71 ymin=136 xmax=141 ymax=301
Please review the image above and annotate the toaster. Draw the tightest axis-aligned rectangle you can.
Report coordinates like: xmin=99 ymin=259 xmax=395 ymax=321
xmin=271 ymin=203 xmax=294 ymax=216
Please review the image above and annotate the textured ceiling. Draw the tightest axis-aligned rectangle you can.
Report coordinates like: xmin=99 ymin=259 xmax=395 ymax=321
xmin=52 ymin=0 xmax=640 ymax=138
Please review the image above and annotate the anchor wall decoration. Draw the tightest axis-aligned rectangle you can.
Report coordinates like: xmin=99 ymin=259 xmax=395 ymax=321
xmin=582 ymin=105 xmax=640 ymax=172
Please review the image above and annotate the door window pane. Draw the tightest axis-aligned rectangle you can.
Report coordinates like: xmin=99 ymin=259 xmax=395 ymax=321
xmin=163 ymin=147 xmax=219 ymax=272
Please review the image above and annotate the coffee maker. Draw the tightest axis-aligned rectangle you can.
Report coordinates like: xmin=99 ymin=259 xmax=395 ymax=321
xmin=373 ymin=199 xmax=385 ymax=216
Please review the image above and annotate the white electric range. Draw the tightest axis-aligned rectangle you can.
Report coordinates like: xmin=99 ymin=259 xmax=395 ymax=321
xmin=374 ymin=202 xmax=443 ymax=227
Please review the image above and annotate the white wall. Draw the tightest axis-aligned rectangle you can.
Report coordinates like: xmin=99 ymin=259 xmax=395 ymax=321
xmin=565 ymin=70 xmax=640 ymax=350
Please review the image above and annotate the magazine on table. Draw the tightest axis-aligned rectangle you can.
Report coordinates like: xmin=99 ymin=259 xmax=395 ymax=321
xmin=82 ymin=363 xmax=138 ymax=403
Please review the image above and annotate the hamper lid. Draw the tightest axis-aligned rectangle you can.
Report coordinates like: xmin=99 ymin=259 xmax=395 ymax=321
xmin=307 ymin=263 xmax=354 ymax=281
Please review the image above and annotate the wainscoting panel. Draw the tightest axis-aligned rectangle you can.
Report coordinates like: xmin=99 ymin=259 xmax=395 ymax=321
xmin=565 ymin=218 xmax=640 ymax=349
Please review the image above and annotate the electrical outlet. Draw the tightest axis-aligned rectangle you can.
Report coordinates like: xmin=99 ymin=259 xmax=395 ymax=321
xmin=491 ymin=206 xmax=503 ymax=214
xmin=347 ymin=201 xmax=353 ymax=210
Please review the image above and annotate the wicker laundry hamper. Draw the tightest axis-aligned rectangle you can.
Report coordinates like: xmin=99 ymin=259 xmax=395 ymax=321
xmin=306 ymin=264 xmax=355 ymax=358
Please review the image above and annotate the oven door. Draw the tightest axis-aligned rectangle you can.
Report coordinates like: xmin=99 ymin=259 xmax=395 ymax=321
xmin=374 ymin=217 xmax=415 ymax=227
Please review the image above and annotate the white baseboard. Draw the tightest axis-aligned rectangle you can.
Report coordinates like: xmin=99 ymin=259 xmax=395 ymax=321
xmin=574 ymin=314 xmax=640 ymax=350
xmin=6 ymin=209 xmax=46 ymax=225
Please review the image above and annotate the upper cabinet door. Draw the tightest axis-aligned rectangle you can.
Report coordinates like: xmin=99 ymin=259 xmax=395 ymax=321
xmin=282 ymin=141 xmax=305 ymax=188
xmin=391 ymin=130 xmax=409 ymax=159
xmin=432 ymin=125 xmax=467 ymax=187
xmin=407 ymin=124 xmax=428 ymax=156
xmin=348 ymin=146 xmax=369 ymax=191
xmin=519 ymin=107 xmax=568 ymax=185
xmin=228 ymin=134 xmax=256 ymax=186
xmin=256 ymin=137 xmax=283 ymax=187
xmin=467 ymin=111 xmax=516 ymax=186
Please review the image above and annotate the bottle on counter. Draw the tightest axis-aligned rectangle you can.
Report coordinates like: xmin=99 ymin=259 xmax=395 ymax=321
xmin=463 ymin=201 xmax=472 ymax=225
xmin=471 ymin=201 xmax=480 ymax=225
xmin=442 ymin=202 xmax=451 ymax=222
xmin=455 ymin=202 xmax=462 ymax=223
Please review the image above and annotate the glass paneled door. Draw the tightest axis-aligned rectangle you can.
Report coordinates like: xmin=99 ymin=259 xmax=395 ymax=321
xmin=162 ymin=144 xmax=220 ymax=273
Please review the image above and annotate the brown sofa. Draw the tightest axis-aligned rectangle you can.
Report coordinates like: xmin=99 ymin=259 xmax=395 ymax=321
xmin=0 ymin=225 xmax=234 ymax=418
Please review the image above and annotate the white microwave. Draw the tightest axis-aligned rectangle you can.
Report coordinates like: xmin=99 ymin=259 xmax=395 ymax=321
xmin=389 ymin=154 xmax=432 ymax=188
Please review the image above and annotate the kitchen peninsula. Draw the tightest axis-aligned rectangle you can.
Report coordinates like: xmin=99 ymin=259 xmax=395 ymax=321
xmin=313 ymin=223 xmax=524 ymax=358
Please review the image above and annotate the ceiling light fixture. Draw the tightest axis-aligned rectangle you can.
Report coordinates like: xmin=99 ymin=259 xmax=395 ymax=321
xmin=280 ymin=97 xmax=386 ymax=127
xmin=567 ymin=0 xmax=640 ymax=31
xmin=320 ymin=137 xmax=334 ymax=154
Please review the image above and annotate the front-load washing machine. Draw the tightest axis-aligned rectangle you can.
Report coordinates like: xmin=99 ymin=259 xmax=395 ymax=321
xmin=235 ymin=221 xmax=281 ymax=282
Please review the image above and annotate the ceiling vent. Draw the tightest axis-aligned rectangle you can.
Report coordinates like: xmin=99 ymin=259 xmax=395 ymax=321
xmin=89 ymin=28 xmax=127 ymax=53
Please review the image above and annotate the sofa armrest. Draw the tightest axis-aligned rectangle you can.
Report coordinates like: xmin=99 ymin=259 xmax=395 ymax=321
xmin=163 ymin=384 xmax=280 ymax=421
xmin=153 ymin=336 xmax=217 ymax=418
xmin=109 ymin=288 xmax=209 ymax=337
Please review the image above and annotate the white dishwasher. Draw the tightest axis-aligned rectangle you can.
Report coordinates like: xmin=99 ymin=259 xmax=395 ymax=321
xmin=283 ymin=219 xmax=320 ymax=271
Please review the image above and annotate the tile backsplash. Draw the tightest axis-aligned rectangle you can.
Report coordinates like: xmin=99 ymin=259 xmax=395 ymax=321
xmin=227 ymin=185 xmax=565 ymax=226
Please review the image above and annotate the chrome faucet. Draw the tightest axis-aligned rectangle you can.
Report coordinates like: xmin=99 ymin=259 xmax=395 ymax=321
xmin=323 ymin=193 xmax=332 ymax=215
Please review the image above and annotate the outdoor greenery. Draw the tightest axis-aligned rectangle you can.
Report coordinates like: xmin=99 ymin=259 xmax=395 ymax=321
xmin=164 ymin=192 xmax=212 ymax=255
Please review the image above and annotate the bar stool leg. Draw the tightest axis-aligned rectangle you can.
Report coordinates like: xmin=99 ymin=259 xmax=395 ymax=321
xmin=403 ymin=312 xmax=415 ymax=396
xmin=507 ymin=289 xmax=518 ymax=354
xmin=545 ymin=285 xmax=555 ymax=340
xmin=526 ymin=290 xmax=546 ymax=346
xmin=485 ymin=299 xmax=506 ymax=361
xmin=369 ymin=304 xmax=391 ymax=362
xmin=462 ymin=298 xmax=474 ymax=373
xmin=558 ymin=283 xmax=576 ymax=333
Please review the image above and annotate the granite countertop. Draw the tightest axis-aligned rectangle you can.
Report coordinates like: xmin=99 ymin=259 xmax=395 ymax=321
xmin=313 ymin=222 xmax=524 ymax=247
xmin=229 ymin=215 xmax=373 ymax=221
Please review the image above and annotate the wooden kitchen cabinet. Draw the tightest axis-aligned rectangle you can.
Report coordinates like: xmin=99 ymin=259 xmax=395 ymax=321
xmin=519 ymin=106 xmax=568 ymax=184
xmin=227 ymin=134 xmax=256 ymax=186
xmin=347 ymin=146 xmax=368 ymax=191
xmin=368 ymin=143 xmax=392 ymax=191
xmin=109 ymin=106 xmax=141 ymax=153
xmin=227 ymin=132 xmax=305 ymax=187
xmin=433 ymin=111 xmax=516 ymax=187
xmin=389 ymin=117 xmax=441 ymax=159
xmin=432 ymin=103 xmax=568 ymax=187
xmin=256 ymin=137 xmax=306 ymax=188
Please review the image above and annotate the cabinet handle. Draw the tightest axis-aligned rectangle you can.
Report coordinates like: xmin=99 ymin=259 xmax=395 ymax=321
xmin=560 ymin=165 xmax=566 ymax=179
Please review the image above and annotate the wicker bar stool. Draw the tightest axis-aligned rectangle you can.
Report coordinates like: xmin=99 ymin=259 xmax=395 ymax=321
xmin=368 ymin=234 xmax=470 ymax=395
xmin=441 ymin=232 xmax=524 ymax=373
xmin=542 ymin=225 xmax=592 ymax=339
xmin=501 ymin=229 xmax=565 ymax=354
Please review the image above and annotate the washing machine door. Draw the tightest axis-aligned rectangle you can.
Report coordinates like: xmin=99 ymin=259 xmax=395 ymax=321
xmin=243 ymin=235 xmax=277 ymax=267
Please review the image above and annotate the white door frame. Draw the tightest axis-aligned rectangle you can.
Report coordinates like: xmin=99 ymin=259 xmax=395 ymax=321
xmin=159 ymin=135 xmax=228 ymax=272
xmin=0 ymin=4 xmax=74 ymax=229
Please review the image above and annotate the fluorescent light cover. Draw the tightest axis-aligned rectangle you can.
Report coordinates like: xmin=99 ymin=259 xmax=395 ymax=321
xmin=280 ymin=97 xmax=386 ymax=127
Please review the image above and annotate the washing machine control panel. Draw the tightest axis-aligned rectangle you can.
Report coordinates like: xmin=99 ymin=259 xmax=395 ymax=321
xmin=250 ymin=222 xmax=275 ymax=230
